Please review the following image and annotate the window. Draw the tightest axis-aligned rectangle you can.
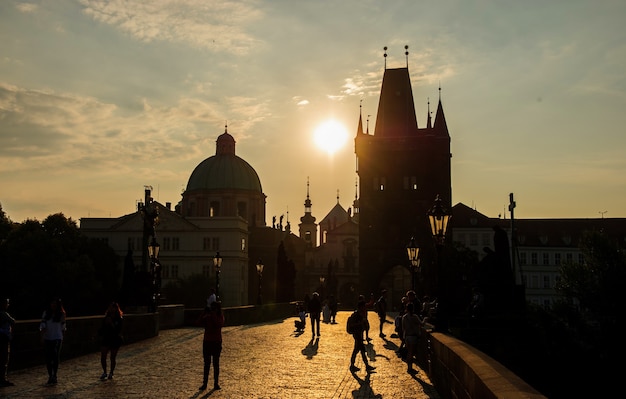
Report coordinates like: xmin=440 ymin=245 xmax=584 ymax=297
xmin=374 ymin=177 xmax=385 ymax=191
xmin=238 ymin=202 xmax=247 ymax=219
xmin=566 ymin=253 xmax=573 ymax=263
xmin=212 ymin=238 xmax=220 ymax=251
xmin=305 ymin=231 xmax=311 ymax=242
xmin=203 ymin=237 xmax=211 ymax=251
xmin=162 ymin=265 xmax=170 ymax=279
xmin=163 ymin=237 xmax=171 ymax=251
xmin=543 ymin=253 xmax=550 ymax=265
xmin=543 ymin=275 xmax=550 ymax=289
xmin=403 ymin=176 xmax=418 ymax=190
xmin=210 ymin=201 xmax=220 ymax=217
xmin=482 ymin=233 xmax=490 ymax=246
xmin=554 ymin=253 xmax=561 ymax=265
xmin=241 ymin=238 xmax=246 ymax=251
xmin=202 ymin=264 xmax=211 ymax=277
xmin=172 ymin=237 xmax=180 ymax=251
xmin=469 ymin=234 xmax=478 ymax=246
xmin=520 ymin=252 xmax=527 ymax=265
xmin=531 ymin=253 xmax=538 ymax=265
xmin=531 ymin=275 xmax=538 ymax=289
xmin=171 ymin=265 xmax=179 ymax=278
xmin=578 ymin=253 xmax=584 ymax=264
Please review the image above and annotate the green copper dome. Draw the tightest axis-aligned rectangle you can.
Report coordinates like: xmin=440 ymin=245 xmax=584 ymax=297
xmin=186 ymin=131 xmax=262 ymax=193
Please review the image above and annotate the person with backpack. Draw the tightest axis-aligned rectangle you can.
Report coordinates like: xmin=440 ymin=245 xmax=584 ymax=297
xmin=347 ymin=300 xmax=376 ymax=373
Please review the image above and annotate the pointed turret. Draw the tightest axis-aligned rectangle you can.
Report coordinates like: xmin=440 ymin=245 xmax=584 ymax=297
xmin=374 ymin=67 xmax=418 ymax=136
xmin=433 ymin=97 xmax=449 ymax=137
xmin=356 ymin=100 xmax=365 ymax=136
xmin=426 ymin=98 xmax=432 ymax=129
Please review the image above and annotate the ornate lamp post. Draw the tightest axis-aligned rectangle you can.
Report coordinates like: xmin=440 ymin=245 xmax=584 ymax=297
xmin=148 ymin=237 xmax=160 ymax=312
xmin=213 ymin=252 xmax=222 ymax=300
xmin=406 ymin=237 xmax=420 ymax=293
xmin=427 ymin=194 xmax=451 ymax=330
xmin=256 ymin=259 xmax=264 ymax=305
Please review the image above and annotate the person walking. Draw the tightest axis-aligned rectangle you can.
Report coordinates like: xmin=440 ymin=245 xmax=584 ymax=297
xmin=402 ymin=302 xmax=423 ymax=373
xmin=99 ymin=302 xmax=124 ymax=380
xmin=196 ymin=301 xmax=225 ymax=391
xmin=347 ymin=300 xmax=376 ymax=373
xmin=0 ymin=298 xmax=16 ymax=387
xmin=375 ymin=289 xmax=388 ymax=338
xmin=39 ymin=298 xmax=66 ymax=385
xmin=308 ymin=292 xmax=321 ymax=338
xmin=328 ymin=295 xmax=338 ymax=324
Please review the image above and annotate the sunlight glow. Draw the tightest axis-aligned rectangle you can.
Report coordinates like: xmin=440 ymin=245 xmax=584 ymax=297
xmin=313 ymin=120 xmax=348 ymax=155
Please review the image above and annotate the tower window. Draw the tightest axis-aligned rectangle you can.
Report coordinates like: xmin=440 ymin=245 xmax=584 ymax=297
xmin=210 ymin=201 xmax=220 ymax=217
xmin=403 ymin=176 xmax=418 ymax=190
xmin=374 ymin=177 xmax=386 ymax=191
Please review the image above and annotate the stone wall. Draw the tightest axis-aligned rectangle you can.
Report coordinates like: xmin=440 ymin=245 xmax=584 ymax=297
xmin=420 ymin=331 xmax=547 ymax=399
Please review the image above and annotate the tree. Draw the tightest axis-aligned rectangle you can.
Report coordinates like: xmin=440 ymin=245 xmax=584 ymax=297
xmin=0 ymin=212 xmax=120 ymax=318
xmin=556 ymin=229 xmax=626 ymax=360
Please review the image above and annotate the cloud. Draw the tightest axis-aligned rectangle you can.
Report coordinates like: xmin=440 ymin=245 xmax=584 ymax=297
xmin=79 ymin=0 xmax=264 ymax=54
xmin=15 ymin=2 xmax=38 ymax=13
xmin=0 ymin=83 xmax=268 ymax=175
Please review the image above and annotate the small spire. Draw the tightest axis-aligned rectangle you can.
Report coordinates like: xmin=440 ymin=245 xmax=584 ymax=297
xmin=336 ymin=189 xmax=340 ymax=204
xmin=354 ymin=177 xmax=358 ymax=200
xmin=225 ymin=121 xmax=228 ymax=133
xmin=306 ymin=176 xmax=310 ymax=199
xmin=405 ymin=45 xmax=409 ymax=68
xmin=357 ymin=100 xmax=364 ymax=135
xmin=438 ymin=82 xmax=442 ymax=101
xmin=426 ymin=98 xmax=432 ymax=129
xmin=383 ymin=46 xmax=388 ymax=69
xmin=366 ymin=115 xmax=371 ymax=134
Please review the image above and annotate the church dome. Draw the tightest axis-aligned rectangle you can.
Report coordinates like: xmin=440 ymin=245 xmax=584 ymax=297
xmin=186 ymin=130 xmax=262 ymax=193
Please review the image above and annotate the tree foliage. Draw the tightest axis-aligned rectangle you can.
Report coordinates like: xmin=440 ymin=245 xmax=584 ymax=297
xmin=0 ymin=212 xmax=120 ymax=319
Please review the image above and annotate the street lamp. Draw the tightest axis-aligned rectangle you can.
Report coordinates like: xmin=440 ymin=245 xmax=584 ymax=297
xmin=428 ymin=194 xmax=451 ymax=245
xmin=406 ymin=237 xmax=420 ymax=292
xmin=427 ymin=194 xmax=452 ymax=331
xmin=148 ymin=237 xmax=160 ymax=312
xmin=256 ymin=259 xmax=264 ymax=305
xmin=213 ymin=252 xmax=222 ymax=300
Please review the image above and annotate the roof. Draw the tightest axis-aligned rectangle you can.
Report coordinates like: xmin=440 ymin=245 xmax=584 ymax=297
xmin=186 ymin=130 xmax=262 ymax=193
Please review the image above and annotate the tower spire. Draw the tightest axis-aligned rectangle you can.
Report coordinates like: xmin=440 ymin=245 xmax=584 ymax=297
xmin=337 ymin=189 xmax=340 ymax=204
xmin=405 ymin=45 xmax=409 ymax=68
xmin=366 ymin=115 xmax=371 ymax=134
xmin=383 ymin=46 xmax=387 ymax=69
xmin=427 ymin=97 xmax=432 ymax=129
xmin=357 ymin=100 xmax=364 ymax=135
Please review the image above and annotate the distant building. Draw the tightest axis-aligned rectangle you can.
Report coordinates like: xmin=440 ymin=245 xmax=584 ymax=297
xmin=451 ymin=203 xmax=626 ymax=308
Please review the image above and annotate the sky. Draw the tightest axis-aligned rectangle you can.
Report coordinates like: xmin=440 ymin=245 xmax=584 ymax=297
xmin=1 ymin=0 xmax=626 ymax=226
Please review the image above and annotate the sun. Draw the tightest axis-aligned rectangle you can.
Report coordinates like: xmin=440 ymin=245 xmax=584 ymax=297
xmin=313 ymin=120 xmax=348 ymax=154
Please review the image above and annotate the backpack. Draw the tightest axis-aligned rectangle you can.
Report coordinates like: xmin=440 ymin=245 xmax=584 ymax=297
xmin=346 ymin=311 xmax=359 ymax=334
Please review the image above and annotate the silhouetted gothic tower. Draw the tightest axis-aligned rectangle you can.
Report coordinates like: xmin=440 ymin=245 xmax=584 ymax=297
xmin=354 ymin=49 xmax=452 ymax=293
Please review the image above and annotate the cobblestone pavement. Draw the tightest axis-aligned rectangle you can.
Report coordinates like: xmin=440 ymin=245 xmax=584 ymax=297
xmin=1 ymin=311 xmax=440 ymax=398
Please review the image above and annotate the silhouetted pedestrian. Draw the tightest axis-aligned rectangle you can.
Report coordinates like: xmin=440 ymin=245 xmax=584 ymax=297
xmin=402 ymin=302 xmax=423 ymax=373
xmin=99 ymin=302 xmax=124 ymax=380
xmin=375 ymin=289 xmax=388 ymax=337
xmin=347 ymin=300 xmax=376 ymax=373
xmin=39 ymin=298 xmax=66 ymax=385
xmin=328 ymin=295 xmax=338 ymax=324
xmin=196 ymin=301 xmax=224 ymax=391
xmin=308 ymin=292 xmax=322 ymax=338
xmin=0 ymin=298 xmax=16 ymax=387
